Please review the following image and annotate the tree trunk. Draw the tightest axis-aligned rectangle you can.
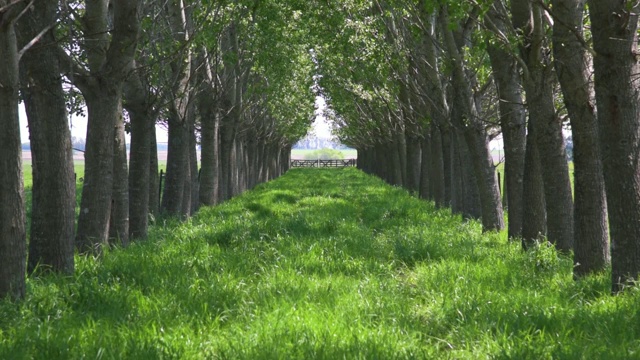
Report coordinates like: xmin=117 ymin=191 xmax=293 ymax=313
xmin=430 ymin=124 xmax=446 ymax=207
xmin=440 ymin=9 xmax=504 ymax=232
xmin=552 ymin=0 xmax=609 ymax=277
xmin=0 ymin=9 xmax=26 ymax=300
xmin=450 ymin=131 xmax=464 ymax=214
xmin=109 ymin=105 xmax=129 ymax=246
xmin=486 ymin=6 xmax=527 ymax=239
xmin=512 ymin=0 xmax=574 ymax=251
xmin=161 ymin=111 xmax=188 ymax=216
xmin=76 ymin=89 xmax=119 ymax=252
xmin=220 ymin=120 xmax=238 ymax=200
xmin=405 ymin=133 xmax=421 ymax=194
xmin=17 ymin=2 xmax=75 ymax=274
xmin=521 ymin=121 xmax=547 ymax=248
xmin=589 ymin=1 xmax=640 ymax=292
xmin=457 ymin=130 xmax=482 ymax=220
xmin=181 ymin=140 xmax=192 ymax=217
xmin=73 ymin=0 xmax=140 ymax=253
xmin=198 ymin=95 xmax=220 ymax=206
xmin=419 ymin=133 xmax=431 ymax=200
xmin=125 ymin=71 xmax=153 ymax=240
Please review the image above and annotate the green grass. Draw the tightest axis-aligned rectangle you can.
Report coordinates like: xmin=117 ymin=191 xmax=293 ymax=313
xmin=2 ymin=168 xmax=638 ymax=358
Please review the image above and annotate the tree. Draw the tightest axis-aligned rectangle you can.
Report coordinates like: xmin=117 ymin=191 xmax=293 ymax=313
xmin=0 ymin=0 xmax=27 ymax=300
xmin=485 ymin=0 xmax=527 ymax=239
xmin=17 ymin=0 xmax=75 ymax=274
xmin=511 ymin=0 xmax=574 ymax=252
xmin=589 ymin=1 xmax=640 ymax=292
xmin=59 ymin=0 xmax=141 ymax=252
xmin=551 ymin=0 xmax=608 ymax=276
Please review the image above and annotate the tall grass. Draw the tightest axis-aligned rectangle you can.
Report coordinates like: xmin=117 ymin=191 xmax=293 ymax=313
xmin=1 ymin=168 xmax=638 ymax=359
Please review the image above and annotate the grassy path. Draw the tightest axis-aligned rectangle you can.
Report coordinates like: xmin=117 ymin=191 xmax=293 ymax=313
xmin=1 ymin=168 xmax=638 ymax=359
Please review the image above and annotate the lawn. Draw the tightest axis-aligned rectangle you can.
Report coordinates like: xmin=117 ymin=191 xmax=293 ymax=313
xmin=1 ymin=168 xmax=637 ymax=359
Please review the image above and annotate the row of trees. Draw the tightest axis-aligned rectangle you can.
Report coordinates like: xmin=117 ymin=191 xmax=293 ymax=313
xmin=2 ymin=0 xmax=639 ymax=299
xmin=0 ymin=0 xmax=315 ymax=300
xmin=313 ymin=0 xmax=638 ymax=293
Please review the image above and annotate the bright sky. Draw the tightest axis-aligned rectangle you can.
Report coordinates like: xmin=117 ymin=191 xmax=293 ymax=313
xmin=313 ymin=95 xmax=332 ymax=138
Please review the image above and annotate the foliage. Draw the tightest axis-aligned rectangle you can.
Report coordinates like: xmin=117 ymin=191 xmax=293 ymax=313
xmin=1 ymin=168 xmax=637 ymax=358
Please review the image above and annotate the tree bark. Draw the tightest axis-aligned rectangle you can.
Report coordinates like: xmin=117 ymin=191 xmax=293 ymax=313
xmin=76 ymin=89 xmax=119 ymax=252
xmin=0 ymin=3 xmax=26 ymax=300
xmin=521 ymin=121 xmax=547 ymax=248
xmin=109 ymin=104 xmax=129 ymax=246
xmin=589 ymin=1 xmax=640 ymax=292
xmin=161 ymin=110 xmax=188 ymax=215
xmin=552 ymin=0 xmax=609 ymax=277
xmin=419 ymin=133 xmax=431 ymax=200
xmin=485 ymin=3 xmax=527 ymax=238
xmin=17 ymin=2 xmax=75 ymax=274
xmin=73 ymin=0 xmax=140 ymax=253
xmin=405 ymin=133 xmax=421 ymax=194
xmin=512 ymin=0 xmax=574 ymax=251
xmin=440 ymin=9 xmax=504 ymax=231
xmin=198 ymin=89 xmax=220 ymax=206
xmin=430 ymin=124 xmax=446 ymax=207
xmin=125 ymin=68 xmax=153 ymax=240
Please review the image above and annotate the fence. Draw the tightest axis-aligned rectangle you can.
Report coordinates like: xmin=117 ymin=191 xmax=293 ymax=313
xmin=290 ymin=159 xmax=357 ymax=168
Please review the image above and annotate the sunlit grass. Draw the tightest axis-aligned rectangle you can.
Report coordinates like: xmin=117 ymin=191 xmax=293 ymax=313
xmin=1 ymin=168 xmax=637 ymax=359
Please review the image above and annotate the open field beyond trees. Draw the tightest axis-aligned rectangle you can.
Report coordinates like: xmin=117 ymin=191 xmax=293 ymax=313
xmin=1 ymin=168 xmax=638 ymax=359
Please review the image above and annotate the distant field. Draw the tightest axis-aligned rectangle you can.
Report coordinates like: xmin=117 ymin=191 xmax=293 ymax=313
xmin=291 ymin=148 xmax=357 ymax=160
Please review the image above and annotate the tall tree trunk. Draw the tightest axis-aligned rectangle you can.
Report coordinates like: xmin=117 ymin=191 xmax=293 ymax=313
xmin=440 ymin=9 xmax=504 ymax=231
xmin=552 ymin=0 xmax=609 ymax=277
xmin=521 ymin=121 xmax=547 ymax=248
xmin=0 ymin=5 xmax=26 ymax=299
xmin=441 ymin=128 xmax=453 ymax=207
xmin=485 ymin=3 xmax=527 ymax=238
xmin=219 ymin=126 xmax=235 ymax=201
xmin=458 ymin=130 xmax=482 ymax=220
xmin=109 ymin=105 xmax=129 ymax=246
xmin=405 ymin=133 xmax=421 ymax=193
xmin=17 ymin=2 xmax=75 ymax=274
xmin=419 ymin=133 xmax=431 ymax=200
xmin=589 ymin=1 xmax=640 ymax=292
xmin=198 ymin=93 xmax=220 ymax=206
xmin=450 ymin=130 xmax=464 ymax=214
xmin=76 ymin=89 xmax=118 ymax=251
xmin=72 ymin=0 xmax=140 ymax=253
xmin=162 ymin=0 xmax=193 ymax=217
xmin=430 ymin=124 xmax=446 ymax=207
xmin=181 ymin=139 xmax=192 ymax=217
xmin=161 ymin=111 xmax=188 ymax=215
xmin=512 ymin=0 xmax=574 ymax=251
xmin=125 ymin=70 xmax=153 ymax=240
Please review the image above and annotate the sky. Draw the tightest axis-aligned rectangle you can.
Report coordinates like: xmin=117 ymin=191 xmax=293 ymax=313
xmin=313 ymin=96 xmax=332 ymax=138
xmin=19 ymin=95 xmax=333 ymax=144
